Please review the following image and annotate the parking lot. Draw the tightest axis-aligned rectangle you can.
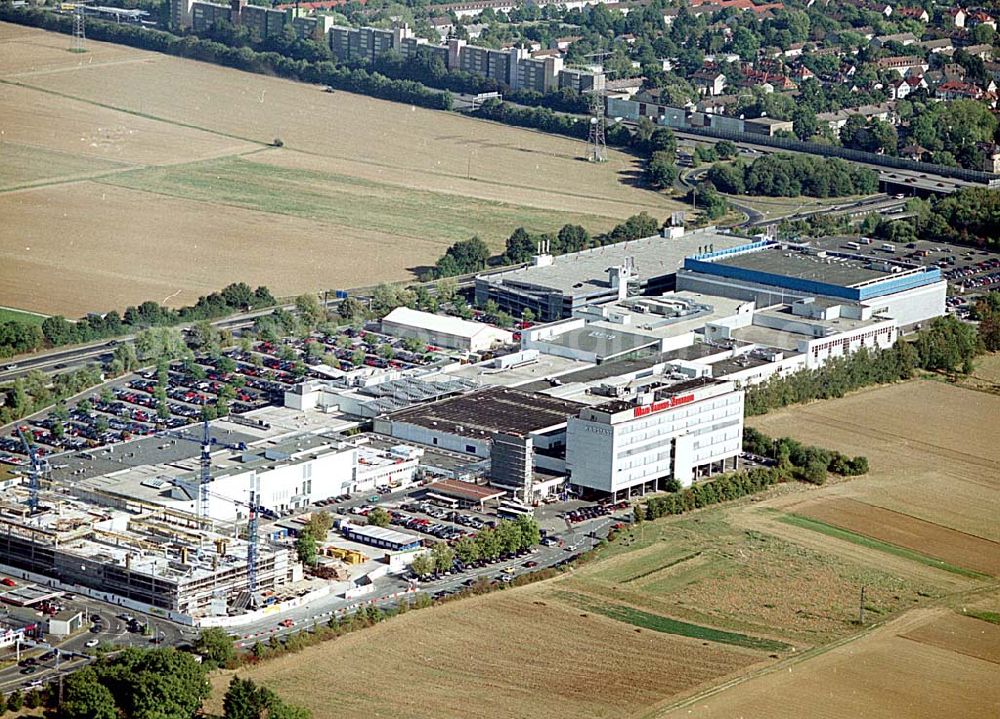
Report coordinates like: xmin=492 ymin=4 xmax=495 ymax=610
xmin=0 ymin=321 xmax=470 ymax=467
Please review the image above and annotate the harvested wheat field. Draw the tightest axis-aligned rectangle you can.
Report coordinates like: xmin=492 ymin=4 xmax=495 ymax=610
xmin=206 ymin=588 xmax=767 ymax=719
xmin=656 ymin=609 xmax=1000 ymax=719
xmin=901 ymin=611 xmax=1000 ymax=665
xmin=749 ymin=380 xmax=1000 ymax=542
xmin=1 ymin=23 xmax=680 ymax=315
xmin=0 ymin=182 xmax=448 ymax=313
xmin=795 ymin=497 xmax=1000 ymax=577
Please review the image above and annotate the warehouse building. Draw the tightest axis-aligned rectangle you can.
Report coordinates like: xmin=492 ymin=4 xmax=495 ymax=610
xmin=475 ymin=227 xmax=745 ymax=322
xmin=374 ymin=387 xmax=583 ymax=497
xmin=677 ymin=240 xmax=946 ymax=328
xmin=565 ymin=377 xmax=744 ymax=498
xmin=381 ymin=307 xmax=514 ymax=353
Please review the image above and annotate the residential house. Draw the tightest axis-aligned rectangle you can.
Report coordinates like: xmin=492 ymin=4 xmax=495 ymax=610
xmin=874 ymin=55 xmax=928 ymax=75
xmin=783 ymin=41 xmax=808 ymax=58
xmin=899 ymin=144 xmax=929 ymax=161
xmin=979 ymin=143 xmax=1000 ymax=173
xmin=742 ymin=63 xmax=797 ymax=91
xmin=696 ymin=95 xmax=739 ymax=114
xmin=691 ymin=68 xmax=727 ymax=96
xmin=604 ymin=77 xmax=645 ymax=98
xmin=947 ymin=8 xmax=967 ymax=28
xmin=552 ymin=36 xmax=581 ymax=52
xmin=897 ymin=7 xmax=929 ymax=23
xmin=917 ymin=38 xmax=955 ymax=55
xmin=792 ymin=64 xmax=815 ymax=82
xmin=967 ymin=10 xmax=997 ymax=30
xmin=870 ymin=32 xmax=917 ymax=49
xmin=815 ymin=102 xmax=897 ymax=137
xmin=936 ymin=80 xmax=985 ymax=102
xmin=963 ymin=44 xmax=994 ymax=61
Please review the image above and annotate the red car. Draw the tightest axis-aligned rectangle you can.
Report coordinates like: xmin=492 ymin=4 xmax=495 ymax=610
xmin=1 ymin=578 xmax=16 ymax=587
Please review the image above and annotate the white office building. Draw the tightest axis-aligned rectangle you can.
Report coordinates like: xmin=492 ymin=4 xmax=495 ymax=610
xmin=565 ymin=377 xmax=743 ymax=498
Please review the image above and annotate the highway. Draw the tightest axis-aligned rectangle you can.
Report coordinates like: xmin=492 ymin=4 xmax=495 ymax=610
xmin=0 ymin=301 xmax=342 ymax=385
xmin=678 ymin=162 xmax=907 ymax=229
xmin=671 ymin=129 xmax=984 ymax=196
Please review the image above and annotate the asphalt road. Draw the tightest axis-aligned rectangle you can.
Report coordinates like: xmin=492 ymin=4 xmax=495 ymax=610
xmin=230 ymin=504 xmax=626 ymax=649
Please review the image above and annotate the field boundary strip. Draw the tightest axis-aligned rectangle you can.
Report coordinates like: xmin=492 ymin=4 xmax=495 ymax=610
xmin=964 ymin=610 xmax=1000 ymax=625
xmin=622 ymin=552 xmax=703 ymax=584
xmin=778 ymin=514 xmax=988 ymax=579
xmin=554 ymin=590 xmax=790 ymax=652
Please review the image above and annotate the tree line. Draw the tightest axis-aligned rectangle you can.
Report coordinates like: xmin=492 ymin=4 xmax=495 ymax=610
xmin=410 ymin=514 xmax=542 ymax=577
xmin=742 ymin=427 xmax=869 ymax=485
xmin=0 ymin=6 xmax=452 ymax=110
xmin=0 ymin=282 xmax=274 ymax=358
xmin=430 ymin=212 xmax=661 ymax=279
xmin=638 ymin=428 xmax=870 ymax=521
xmin=745 ymin=315 xmax=984 ymax=417
xmin=707 ymin=153 xmax=879 ymax=198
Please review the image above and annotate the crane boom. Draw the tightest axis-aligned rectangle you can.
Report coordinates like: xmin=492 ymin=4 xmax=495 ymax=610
xmin=16 ymin=427 xmax=42 ymax=514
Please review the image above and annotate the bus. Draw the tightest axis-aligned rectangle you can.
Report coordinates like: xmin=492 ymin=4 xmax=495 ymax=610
xmin=497 ymin=502 xmax=534 ymax=520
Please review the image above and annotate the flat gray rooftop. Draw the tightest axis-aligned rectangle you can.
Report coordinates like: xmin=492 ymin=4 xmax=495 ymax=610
xmin=716 ymin=248 xmax=892 ymax=287
xmin=709 ymin=354 xmax=775 ymax=376
xmin=48 ymin=425 xmax=260 ymax=485
xmin=483 ymin=229 xmax=745 ymax=297
xmin=545 ymin=326 xmax=659 ymax=358
xmin=519 ymin=343 xmax=726 ymax=391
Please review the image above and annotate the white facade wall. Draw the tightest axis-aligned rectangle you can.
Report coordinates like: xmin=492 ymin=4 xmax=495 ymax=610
xmin=566 ymin=382 xmax=744 ymax=494
xmin=678 ymin=271 xmax=947 ymax=329
xmin=861 ymin=281 xmax=947 ymax=328
xmin=202 ymin=448 xmax=356 ymax=522
xmin=354 ymin=458 xmax=419 ymax=493
xmin=801 ymin=322 xmax=898 ymax=369
xmin=384 ymin=422 xmax=492 ymax=457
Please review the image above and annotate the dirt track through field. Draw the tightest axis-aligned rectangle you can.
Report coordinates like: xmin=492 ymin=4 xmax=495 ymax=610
xmin=749 ymin=381 xmax=1000 ymax=542
xmin=206 ymin=588 xmax=767 ymax=719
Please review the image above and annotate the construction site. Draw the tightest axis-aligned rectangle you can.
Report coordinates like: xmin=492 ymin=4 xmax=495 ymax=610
xmin=0 ymin=482 xmax=300 ymax=620
xmin=0 ymin=425 xmax=307 ymax=623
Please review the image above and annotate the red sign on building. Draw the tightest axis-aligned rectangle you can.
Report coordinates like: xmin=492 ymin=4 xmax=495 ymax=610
xmin=633 ymin=393 xmax=694 ymax=418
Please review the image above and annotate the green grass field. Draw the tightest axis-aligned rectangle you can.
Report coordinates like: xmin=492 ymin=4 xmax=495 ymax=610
xmin=559 ymin=591 xmax=790 ymax=651
xmin=99 ymin=156 xmax=622 ymax=248
xmin=779 ymin=514 xmax=987 ymax=579
xmin=0 ymin=307 xmax=48 ymax=325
